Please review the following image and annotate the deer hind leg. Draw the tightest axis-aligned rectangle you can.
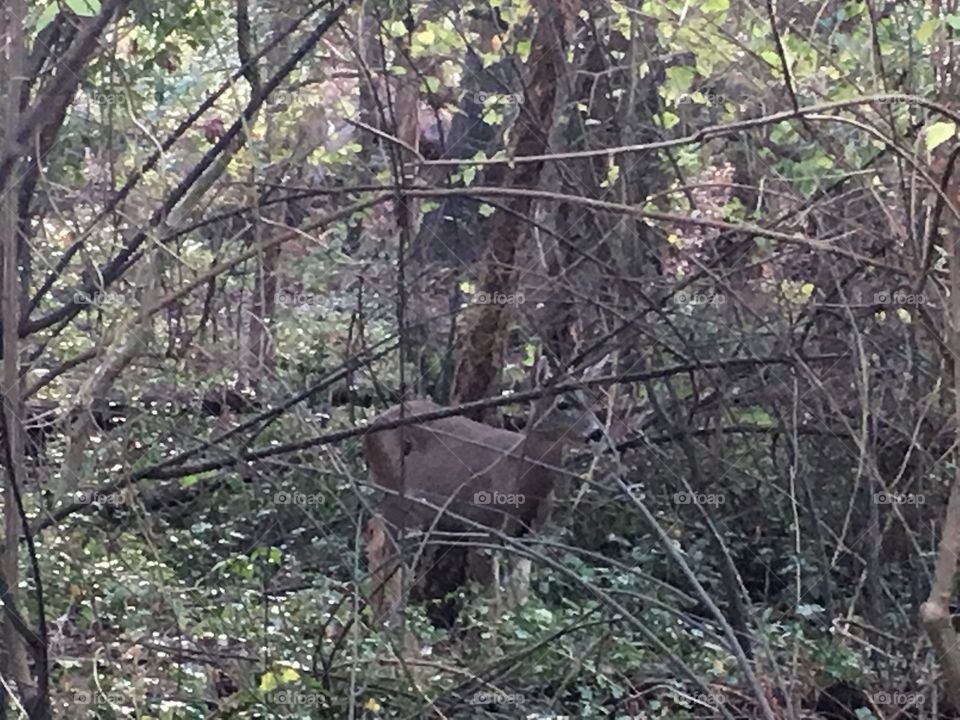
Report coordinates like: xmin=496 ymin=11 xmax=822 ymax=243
xmin=486 ymin=553 xmax=534 ymax=617
xmin=465 ymin=551 xmax=532 ymax=620
xmin=490 ymin=553 xmax=504 ymax=620
xmin=365 ymin=514 xmax=403 ymax=622
xmin=504 ymin=556 xmax=532 ymax=609
xmin=465 ymin=547 xmax=503 ymax=618
xmin=466 ymin=549 xmax=533 ymax=620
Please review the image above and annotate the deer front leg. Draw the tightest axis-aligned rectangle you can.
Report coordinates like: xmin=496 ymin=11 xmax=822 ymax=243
xmin=365 ymin=514 xmax=403 ymax=622
xmin=504 ymin=556 xmax=532 ymax=609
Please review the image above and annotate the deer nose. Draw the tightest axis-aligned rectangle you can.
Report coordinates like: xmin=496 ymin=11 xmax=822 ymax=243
xmin=586 ymin=427 xmax=604 ymax=443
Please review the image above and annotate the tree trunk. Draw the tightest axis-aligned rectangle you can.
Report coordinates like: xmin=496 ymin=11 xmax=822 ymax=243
xmin=452 ymin=0 xmax=579 ymax=412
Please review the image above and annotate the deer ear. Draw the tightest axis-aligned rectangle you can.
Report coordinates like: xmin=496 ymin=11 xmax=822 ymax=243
xmin=533 ymin=355 xmax=553 ymax=387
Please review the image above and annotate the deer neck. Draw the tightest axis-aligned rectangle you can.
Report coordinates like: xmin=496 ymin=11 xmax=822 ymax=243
xmin=519 ymin=426 xmax=565 ymax=465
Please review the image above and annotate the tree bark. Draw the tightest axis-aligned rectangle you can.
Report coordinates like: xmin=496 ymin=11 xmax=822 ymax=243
xmin=452 ymin=0 xmax=579 ymax=412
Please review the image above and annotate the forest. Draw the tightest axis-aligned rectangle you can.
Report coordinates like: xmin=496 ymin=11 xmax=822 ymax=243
xmin=0 ymin=0 xmax=957 ymax=717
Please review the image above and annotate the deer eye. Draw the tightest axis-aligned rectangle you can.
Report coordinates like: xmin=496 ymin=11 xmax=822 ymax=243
xmin=556 ymin=397 xmax=572 ymax=411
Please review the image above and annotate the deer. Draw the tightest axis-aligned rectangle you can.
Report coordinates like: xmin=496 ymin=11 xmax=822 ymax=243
xmin=363 ymin=357 xmax=607 ymax=627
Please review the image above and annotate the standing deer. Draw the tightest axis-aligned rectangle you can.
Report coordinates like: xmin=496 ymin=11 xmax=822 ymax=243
xmin=363 ymin=358 xmax=606 ymax=624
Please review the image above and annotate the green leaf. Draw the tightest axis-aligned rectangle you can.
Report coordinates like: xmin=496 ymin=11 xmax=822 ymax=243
xmin=180 ymin=474 xmax=201 ymax=488
xmin=916 ymin=18 xmax=942 ymax=44
xmin=35 ymin=2 xmax=58 ymax=30
xmin=523 ymin=343 xmax=537 ymax=366
xmin=64 ymin=0 xmax=100 ymax=15
xmin=600 ymin=163 xmax=621 ymax=188
xmin=760 ymin=49 xmax=780 ymax=66
xmin=945 ymin=13 xmax=960 ymax=30
xmin=927 ymin=121 xmax=956 ymax=152
xmin=701 ymin=0 xmax=729 ymax=12
xmin=738 ymin=407 xmax=773 ymax=426
xmin=665 ymin=66 xmax=695 ymax=94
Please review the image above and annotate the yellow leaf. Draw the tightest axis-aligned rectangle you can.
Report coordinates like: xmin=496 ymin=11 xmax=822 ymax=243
xmin=259 ymin=672 xmax=278 ymax=693
xmin=414 ymin=28 xmax=434 ymax=45
xmin=278 ymin=666 xmax=300 ymax=684
xmin=365 ymin=697 xmax=382 ymax=712
xmin=927 ymin=121 xmax=956 ymax=152
xmin=482 ymin=108 xmax=501 ymax=125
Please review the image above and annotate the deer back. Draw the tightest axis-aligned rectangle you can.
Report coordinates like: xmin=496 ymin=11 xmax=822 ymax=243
xmin=364 ymin=399 xmax=562 ymax=536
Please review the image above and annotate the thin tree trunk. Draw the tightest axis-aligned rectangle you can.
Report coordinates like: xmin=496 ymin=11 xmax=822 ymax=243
xmin=920 ymin=197 xmax=960 ymax=709
xmin=0 ymin=0 xmax=40 ymax=713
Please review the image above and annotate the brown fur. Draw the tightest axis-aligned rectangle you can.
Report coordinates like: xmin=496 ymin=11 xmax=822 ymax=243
xmin=363 ymin=396 xmax=595 ymax=621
